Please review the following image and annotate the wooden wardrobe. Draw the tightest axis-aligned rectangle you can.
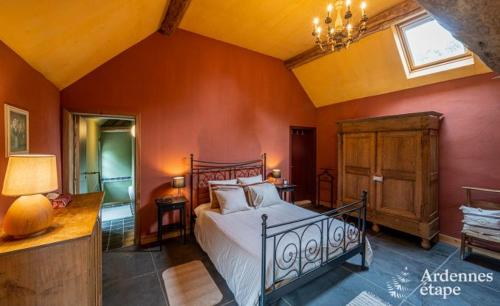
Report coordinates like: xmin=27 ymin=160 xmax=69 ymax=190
xmin=337 ymin=112 xmax=441 ymax=249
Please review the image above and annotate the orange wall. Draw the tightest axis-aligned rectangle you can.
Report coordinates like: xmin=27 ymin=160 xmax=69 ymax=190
xmin=0 ymin=42 xmax=61 ymax=224
xmin=61 ymin=30 xmax=316 ymax=242
xmin=60 ymin=29 xmax=500 ymax=242
xmin=316 ymin=73 xmax=500 ymax=238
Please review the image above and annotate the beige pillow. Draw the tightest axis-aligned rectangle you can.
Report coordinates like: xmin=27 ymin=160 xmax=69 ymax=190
xmin=214 ymin=188 xmax=251 ymax=215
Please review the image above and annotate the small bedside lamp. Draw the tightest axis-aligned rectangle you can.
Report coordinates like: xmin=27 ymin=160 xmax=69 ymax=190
xmin=172 ymin=176 xmax=185 ymax=197
xmin=272 ymin=169 xmax=281 ymax=184
xmin=2 ymin=155 xmax=58 ymax=238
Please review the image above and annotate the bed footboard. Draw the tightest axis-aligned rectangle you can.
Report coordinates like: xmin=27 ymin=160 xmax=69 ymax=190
xmin=260 ymin=191 xmax=368 ymax=306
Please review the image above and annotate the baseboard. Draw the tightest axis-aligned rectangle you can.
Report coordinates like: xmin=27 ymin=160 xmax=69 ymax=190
xmin=439 ymin=233 xmax=461 ymax=247
xmin=439 ymin=233 xmax=500 ymax=260
xmin=140 ymin=228 xmax=191 ymax=246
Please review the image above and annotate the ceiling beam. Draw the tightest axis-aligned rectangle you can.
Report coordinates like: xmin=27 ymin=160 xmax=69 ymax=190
xmin=159 ymin=0 xmax=192 ymax=36
xmin=415 ymin=0 xmax=500 ymax=73
xmin=284 ymin=0 xmax=425 ymax=70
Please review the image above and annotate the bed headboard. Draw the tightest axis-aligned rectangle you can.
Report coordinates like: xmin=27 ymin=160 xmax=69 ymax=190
xmin=189 ymin=153 xmax=266 ymax=219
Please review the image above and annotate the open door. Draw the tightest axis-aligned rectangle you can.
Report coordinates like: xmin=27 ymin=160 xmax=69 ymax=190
xmin=63 ymin=111 xmax=138 ymax=250
xmin=290 ymin=126 xmax=316 ymax=205
xmin=62 ymin=109 xmax=79 ymax=194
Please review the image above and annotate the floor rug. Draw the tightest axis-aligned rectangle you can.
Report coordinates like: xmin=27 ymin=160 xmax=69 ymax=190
xmin=347 ymin=291 xmax=392 ymax=306
xmin=101 ymin=205 xmax=132 ymax=222
xmin=162 ymin=260 xmax=223 ymax=306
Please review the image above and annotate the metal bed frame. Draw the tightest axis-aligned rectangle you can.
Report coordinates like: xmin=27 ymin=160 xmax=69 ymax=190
xmin=260 ymin=192 xmax=367 ymax=305
xmin=189 ymin=154 xmax=368 ymax=306
xmin=189 ymin=153 xmax=267 ymax=228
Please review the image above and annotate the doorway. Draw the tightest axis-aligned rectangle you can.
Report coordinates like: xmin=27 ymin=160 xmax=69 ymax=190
xmin=290 ymin=126 xmax=316 ymax=205
xmin=63 ymin=112 xmax=137 ymax=251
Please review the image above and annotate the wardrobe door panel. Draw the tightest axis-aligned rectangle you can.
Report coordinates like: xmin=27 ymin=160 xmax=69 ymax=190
xmin=341 ymin=133 xmax=376 ymax=209
xmin=376 ymin=131 xmax=422 ymax=220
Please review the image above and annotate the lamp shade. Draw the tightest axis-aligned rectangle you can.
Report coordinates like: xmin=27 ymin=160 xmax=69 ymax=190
xmin=2 ymin=155 xmax=58 ymax=196
xmin=272 ymin=169 xmax=281 ymax=179
xmin=172 ymin=176 xmax=185 ymax=189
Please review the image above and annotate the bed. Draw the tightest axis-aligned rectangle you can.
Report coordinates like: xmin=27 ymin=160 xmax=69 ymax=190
xmin=189 ymin=154 xmax=372 ymax=306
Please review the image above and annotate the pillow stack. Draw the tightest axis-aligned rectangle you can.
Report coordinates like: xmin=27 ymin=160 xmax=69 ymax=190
xmin=207 ymin=179 xmax=238 ymax=209
xmin=460 ymin=205 xmax=500 ymax=236
xmin=207 ymin=175 xmax=283 ymax=214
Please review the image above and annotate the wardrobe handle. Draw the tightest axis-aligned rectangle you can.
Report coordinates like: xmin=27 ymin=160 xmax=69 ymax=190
xmin=373 ymin=176 xmax=383 ymax=182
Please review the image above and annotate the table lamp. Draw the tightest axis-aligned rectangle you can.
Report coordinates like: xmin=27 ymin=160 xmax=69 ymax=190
xmin=272 ymin=169 xmax=282 ymax=184
xmin=2 ymin=154 xmax=58 ymax=238
xmin=172 ymin=176 xmax=185 ymax=197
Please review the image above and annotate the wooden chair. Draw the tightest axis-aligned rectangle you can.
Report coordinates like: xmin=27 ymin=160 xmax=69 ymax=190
xmin=460 ymin=186 xmax=500 ymax=260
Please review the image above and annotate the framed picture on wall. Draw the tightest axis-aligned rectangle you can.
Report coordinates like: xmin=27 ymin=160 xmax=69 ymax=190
xmin=4 ymin=104 xmax=29 ymax=157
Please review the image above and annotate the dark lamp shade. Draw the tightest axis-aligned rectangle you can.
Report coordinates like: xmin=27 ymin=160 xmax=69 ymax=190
xmin=172 ymin=176 xmax=185 ymax=188
xmin=272 ymin=169 xmax=281 ymax=179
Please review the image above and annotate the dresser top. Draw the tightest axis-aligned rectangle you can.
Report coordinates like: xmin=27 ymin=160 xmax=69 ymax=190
xmin=0 ymin=192 xmax=103 ymax=255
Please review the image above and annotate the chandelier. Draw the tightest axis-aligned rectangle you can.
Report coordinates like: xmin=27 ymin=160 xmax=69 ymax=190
xmin=312 ymin=0 xmax=368 ymax=52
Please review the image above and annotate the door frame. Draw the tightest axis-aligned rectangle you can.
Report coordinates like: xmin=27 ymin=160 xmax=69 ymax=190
xmin=62 ymin=110 xmax=141 ymax=246
xmin=289 ymin=126 xmax=317 ymax=205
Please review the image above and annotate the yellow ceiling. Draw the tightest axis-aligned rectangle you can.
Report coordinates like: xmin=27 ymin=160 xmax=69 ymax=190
xmin=293 ymin=28 xmax=491 ymax=107
xmin=180 ymin=0 xmax=403 ymax=60
xmin=181 ymin=0 xmax=490 ymax=106
xmin=0 ymin=0 xmax=492 ymax=105
xmin=0 ymin=0 xmax=169 ymax=89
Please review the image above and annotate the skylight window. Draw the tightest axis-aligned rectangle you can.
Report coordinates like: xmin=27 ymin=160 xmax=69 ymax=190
xmin=394 ymin=14 xmax=473 ymax=78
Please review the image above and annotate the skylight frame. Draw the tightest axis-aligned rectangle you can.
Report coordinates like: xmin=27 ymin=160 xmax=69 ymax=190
xmin=394 ymin=13 xmax=474 ymax=78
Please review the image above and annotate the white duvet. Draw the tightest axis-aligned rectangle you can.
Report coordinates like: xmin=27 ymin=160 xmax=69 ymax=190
xmin=194 ymin=201 xmax=373 ymax=306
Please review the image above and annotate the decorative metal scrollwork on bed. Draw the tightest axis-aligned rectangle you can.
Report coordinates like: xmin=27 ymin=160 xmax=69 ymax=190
xmin=188 ymin=154 xmax=367 ymax=306
xmin=260 ymin=191 xmax=368 ymax=305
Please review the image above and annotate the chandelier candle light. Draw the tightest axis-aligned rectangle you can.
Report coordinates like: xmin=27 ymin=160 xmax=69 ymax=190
xmin=313 ymin=0 xmax=368 ymax=51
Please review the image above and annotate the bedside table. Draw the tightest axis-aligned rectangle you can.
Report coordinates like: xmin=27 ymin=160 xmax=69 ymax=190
xmin=156 ymin=196 xmax=187 ymax=250
xmin=275 ymin=184 xmax=296 ymax=203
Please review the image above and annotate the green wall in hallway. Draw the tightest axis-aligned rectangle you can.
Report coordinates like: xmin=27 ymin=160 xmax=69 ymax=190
xmin=101 ymin=131 xmax=133 ymax=203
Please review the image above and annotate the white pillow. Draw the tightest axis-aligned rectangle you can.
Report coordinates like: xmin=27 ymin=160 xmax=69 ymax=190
xmin=214 ymin=188 xmax=251 ymax=215
xmin=247 ymin=183 xmax=282 ymax=208
xmin=237 ymin=175 xmax=263 ymax=185
xmin=208 ymin=179 xmax=238 ymax=205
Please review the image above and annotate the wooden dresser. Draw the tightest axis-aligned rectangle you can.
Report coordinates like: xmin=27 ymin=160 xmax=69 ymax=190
xmin=0 ymin=192 xmax=103 ymax=306
xmin=337 ymin=112 xmax=441 ymax=249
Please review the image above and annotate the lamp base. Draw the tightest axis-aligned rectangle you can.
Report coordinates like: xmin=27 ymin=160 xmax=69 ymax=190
xmin=2 ymin=194 xmax=54 ymax=238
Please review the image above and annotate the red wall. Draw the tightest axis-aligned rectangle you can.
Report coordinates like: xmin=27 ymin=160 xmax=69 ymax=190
xmin=61 ymin=30 xmax=316 ymax=243
xmin=316 ymin=73 xmax=500 ymax=238
xmin=0 ymin=42 xmax=61 ymax=224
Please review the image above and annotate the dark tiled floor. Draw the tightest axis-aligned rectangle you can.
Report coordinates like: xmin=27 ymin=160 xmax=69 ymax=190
xmin=103 ymin=231 xmax=500 ymax=306
xmin=102 ymin=202 xmax=135 ymax=251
